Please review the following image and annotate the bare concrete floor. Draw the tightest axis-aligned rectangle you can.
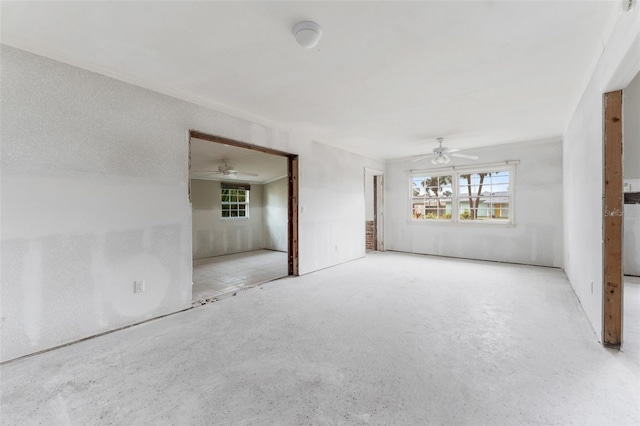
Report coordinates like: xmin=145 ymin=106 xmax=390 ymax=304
xmin=2 ymin=252 xmax=639 ymax=425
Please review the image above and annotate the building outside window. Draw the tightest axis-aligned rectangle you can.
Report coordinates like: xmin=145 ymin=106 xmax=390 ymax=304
xmin=412 ymin=175 xmax=453 ymax=220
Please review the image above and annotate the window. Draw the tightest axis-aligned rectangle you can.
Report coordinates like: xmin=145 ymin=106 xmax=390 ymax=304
xmin=411 ymin=166 xmax=513 ymax=224
xmin=221 ymin=184 xmax=250 ymax=219
xmin=458 ymin=171 xmax=510 ymax=221
xmin=412 ymin=175 xmax=453 ymax=220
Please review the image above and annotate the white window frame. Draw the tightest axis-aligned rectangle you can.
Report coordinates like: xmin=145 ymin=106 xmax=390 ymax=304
xmin=221 ymin=188 xmax=250 ymax=219
xmin=411 ymin=174 xmax=454 ymax=221
xmin=409 ymin=162 xmax=517 ymax=226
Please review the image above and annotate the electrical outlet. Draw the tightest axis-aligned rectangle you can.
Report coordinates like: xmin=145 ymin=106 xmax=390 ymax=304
xmin=134 ymin=280 xmax=145 ymax=294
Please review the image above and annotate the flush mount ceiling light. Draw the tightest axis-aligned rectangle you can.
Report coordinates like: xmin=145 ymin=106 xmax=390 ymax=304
xmin=293 ymin=21 xmax=322 ymax=48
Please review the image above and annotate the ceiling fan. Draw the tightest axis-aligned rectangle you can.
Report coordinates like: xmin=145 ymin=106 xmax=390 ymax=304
xmin=195 ymin=160 xmax=258 ymax=179
xmin=411 ymin=138 xmax=479 ymax=165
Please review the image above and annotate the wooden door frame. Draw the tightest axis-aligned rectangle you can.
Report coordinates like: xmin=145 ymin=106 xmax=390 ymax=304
xmin=602 ymin=91 xmax=623 ymax=347
xmin=189 ymin=130 xmax=299 ymax=276
xmin=374 ymin=174 xmax=384 ymax=251
xmin=373 ymin=176 xmax=378 ymax=250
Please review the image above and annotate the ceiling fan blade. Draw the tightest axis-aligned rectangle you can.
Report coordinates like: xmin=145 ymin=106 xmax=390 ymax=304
xmin=236 ymin=171 xmax=259 ymax=177
xmin=451 ymin=153 xmax=479 ymax=160
xmin=193 ymin=170 xmax=222 ymax=175
xmin=410 ymin=154 xmax=436 ymax=162
xmin=446 ymin=148 xmax=460 ymax=154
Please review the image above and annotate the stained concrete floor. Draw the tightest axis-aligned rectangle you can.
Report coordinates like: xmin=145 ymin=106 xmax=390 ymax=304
xmin=2 ymin=252 xmax=639 ymax=425
xmin=192 ymin=250 xmax=288 ymax=302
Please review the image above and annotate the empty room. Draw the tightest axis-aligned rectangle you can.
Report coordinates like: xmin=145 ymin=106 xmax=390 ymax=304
xmin=1 ymin=1 xmax=639 ymax=425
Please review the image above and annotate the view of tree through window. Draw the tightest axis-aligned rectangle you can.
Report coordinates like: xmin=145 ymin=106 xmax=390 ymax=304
xmin=412 ymin=175 xmax=453 ymax=220
xmin=459 ymin=171 xmax=510 ymax=221
xmin=411 ymin=168 xmax=512 ymax=223
xmin=221 ymin=188 xmax=249 ymax=218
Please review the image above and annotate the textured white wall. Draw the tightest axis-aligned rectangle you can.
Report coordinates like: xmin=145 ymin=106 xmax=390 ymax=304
xmin=364 ymin=171 xmax=374 ymax=221
xmin=385 ymin=140 xmax=563 ymax=267
xmin=624 ymin=72 xmax=640 ymax=180
xmin=298 ymin=141 xmax=382 ymax=272
xmin=625 ymin=205 xmax=640 ymax=276
xmin=0 ymin=46 xmax=384 ymax=362
xmin=263 ymin=177 xmax=288 ymax=252
xmin=563 ymin=8 xmax=640 ymax=338
xmin=624 ymin=72 xmax=640 ymax=276
xmin=191 ymin=179 xmax=264 ymax=259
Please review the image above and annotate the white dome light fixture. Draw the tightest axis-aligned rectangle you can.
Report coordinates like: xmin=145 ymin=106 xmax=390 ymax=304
xmin=293 ymin=21 xmax=322 ymax=49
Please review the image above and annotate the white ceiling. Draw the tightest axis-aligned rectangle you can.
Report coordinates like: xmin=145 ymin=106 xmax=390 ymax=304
xmin=190 ymin=138 xmax=287 ymax=184
xmin=1 ymin=1 xmax=620 ymax=160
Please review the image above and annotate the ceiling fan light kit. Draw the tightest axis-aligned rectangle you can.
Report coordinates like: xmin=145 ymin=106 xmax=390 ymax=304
xmin=432 ymin=154 xmax=451 ymax=165
xmin=293 ymin=21 xmax=322 ymax=48
xmin=411 ymin=137 xmax=479 ymax=165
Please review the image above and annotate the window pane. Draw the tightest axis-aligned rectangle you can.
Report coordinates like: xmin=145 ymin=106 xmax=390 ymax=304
xmin=221 ymin=189 xmax=249 ymax=219
xmin=412 ymin=175 xmax=453 ymax=220
xmin=413 ymin=169 xmax=512 ymax=224
xmin=458 ymin=171 xmax=510 ymax=221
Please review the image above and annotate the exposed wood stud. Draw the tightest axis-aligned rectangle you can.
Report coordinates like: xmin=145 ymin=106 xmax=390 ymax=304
xmin=190 ymin=130 xmax=294 ymax=158
xmin=288 ymin=156 xmax=299 ymax=276
xmin=375 ymin=175 xmax=385 ymax=251
xmin=602 ymin=90 xmax=623 ymax=347
xmin=373 ymin=176 xmax=378 ymax=250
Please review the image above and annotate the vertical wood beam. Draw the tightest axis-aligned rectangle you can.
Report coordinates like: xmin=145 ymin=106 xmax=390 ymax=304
xmin=603 ymin=90 xmax=623 ymax=347
xmin=375 ymin=175 xmax=385 ymax=251
xmin=373 ymin=176 xmax=378 ymax=250
xmin=288 ymin=156 xmax=299 ymax=276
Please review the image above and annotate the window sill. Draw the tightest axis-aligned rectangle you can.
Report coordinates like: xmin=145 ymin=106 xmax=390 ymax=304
xmin=409 ymin=219 xmax=515 ymax=228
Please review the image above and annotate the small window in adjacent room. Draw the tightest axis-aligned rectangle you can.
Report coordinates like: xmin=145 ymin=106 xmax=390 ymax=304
xmin=221 ymin=183 xmax=250 ymax=219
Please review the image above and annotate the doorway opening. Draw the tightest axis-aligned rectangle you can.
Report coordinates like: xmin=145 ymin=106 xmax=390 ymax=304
xmin=188 ymin=131 xmax=298 ymax=304
xmin=364 ymin=168 xmax=384 ymax=253
xmin=622 ymin=71 xmax=640 ymax=352
xmin=603 ymin=70 xmax=640 ymax=349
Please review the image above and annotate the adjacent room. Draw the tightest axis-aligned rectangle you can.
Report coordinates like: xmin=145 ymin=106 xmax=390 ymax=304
xmin=1 ymin=1 xmax=639 ymax=424
xmin=190 ymin=137 xmax=290 ymax=303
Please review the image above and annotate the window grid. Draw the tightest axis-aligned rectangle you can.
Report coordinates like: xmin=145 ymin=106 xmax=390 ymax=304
xmin=412 ymin=175 xmax=453 ymax=220
xmin=221 ymin=189 xmax=249 ymax=218
xmin=411 ymin=168 xmax=512 ymax=224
